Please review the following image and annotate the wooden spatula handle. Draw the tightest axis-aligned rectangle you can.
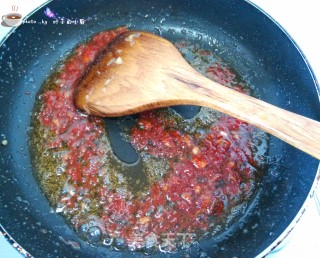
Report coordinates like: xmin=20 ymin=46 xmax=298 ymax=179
xmin=75 ymin=30 xmax=320 ymax=160
xmin=174 ymin=71 xmax=320 ymax=159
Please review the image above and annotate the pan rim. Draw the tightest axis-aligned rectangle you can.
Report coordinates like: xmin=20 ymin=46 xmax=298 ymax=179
xmin=0 ymin=0 xmax=319 ymax=257
xmin=243 ymin=1 xmax=320 ymax=256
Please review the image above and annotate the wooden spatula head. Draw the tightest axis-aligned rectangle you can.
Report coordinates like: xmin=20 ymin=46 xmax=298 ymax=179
xmin=74 ymin=31 xmax=194 ymax=117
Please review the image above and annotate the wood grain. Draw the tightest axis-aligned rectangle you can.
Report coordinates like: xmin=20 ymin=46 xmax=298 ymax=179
xmin=74 ymin=31 xmax=320 ymax=160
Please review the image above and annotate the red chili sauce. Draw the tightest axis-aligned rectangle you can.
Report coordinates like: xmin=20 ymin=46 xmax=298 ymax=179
xmin=30 ymin=27 xmax=268 ymax=253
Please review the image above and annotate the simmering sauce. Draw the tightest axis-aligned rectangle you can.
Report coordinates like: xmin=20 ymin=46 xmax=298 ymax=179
xmin=30 ymin=27 xmax=268 ymax=254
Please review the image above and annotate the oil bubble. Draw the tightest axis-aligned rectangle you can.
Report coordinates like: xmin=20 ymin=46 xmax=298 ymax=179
xmin=103 ymin=234 xmax=113 ymax=246
xmin=78 ymin=223 xmax=89 ymax=238
xmin=87 ymin=226 xmax=101 ymax=244
xmin=114 ymin=237 xmax=126 ymax=250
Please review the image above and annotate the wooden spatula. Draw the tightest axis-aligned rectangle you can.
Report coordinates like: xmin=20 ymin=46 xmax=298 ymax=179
xmin=74 ymin=31 xmax=320 ymax=160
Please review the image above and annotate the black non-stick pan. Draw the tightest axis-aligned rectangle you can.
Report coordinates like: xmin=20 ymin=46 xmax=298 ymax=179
xmin=0 ymin=0 xmax=319 ymax=257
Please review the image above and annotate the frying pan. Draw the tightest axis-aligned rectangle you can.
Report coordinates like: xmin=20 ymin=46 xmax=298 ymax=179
xmin=0 ymin=0 xmax=319 ymax=257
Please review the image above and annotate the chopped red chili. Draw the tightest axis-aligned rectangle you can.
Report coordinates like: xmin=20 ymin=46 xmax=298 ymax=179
xmin=30 ymin=28 xmax=268 ymax=254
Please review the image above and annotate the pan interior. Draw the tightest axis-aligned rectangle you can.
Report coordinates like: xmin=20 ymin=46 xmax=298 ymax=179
xmin=29 ymin=25 xmax=270 ymax=254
